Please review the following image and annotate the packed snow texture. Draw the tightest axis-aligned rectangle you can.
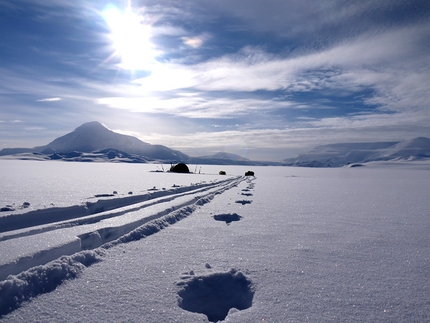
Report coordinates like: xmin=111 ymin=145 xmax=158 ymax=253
xmin=0 ymin=160 xmax=429 ymax=322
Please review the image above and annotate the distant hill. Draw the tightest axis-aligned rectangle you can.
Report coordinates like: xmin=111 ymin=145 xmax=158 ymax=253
xmin=283 ymin=137 xmax=430 ymax=167
xmin=188 ymin=151 xmax=282 ymax=166
xmin=189 ymin=152 xmax=254 ymax=165
xmin=0 ymin=121 xmax=188 ymax=162
xmin=375 ymin=137 xmax=430 ymax=159
xmin=204 ymin=152 xmax=250 ymax=162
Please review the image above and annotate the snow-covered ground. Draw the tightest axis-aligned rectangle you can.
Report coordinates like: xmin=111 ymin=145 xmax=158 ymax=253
xmin=1 ymin=160 xmax=429 ymax=322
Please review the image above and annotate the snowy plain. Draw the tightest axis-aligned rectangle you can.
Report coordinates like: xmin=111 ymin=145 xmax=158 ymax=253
xmin=0 ymin=160 xmax=429 ymax=322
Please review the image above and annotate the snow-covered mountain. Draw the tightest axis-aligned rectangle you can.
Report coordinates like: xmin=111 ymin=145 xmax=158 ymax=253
xmin=375 ymin=137 xmax=430 ymax=159
xmin=0 ymin=122 xmax=188 ymax=162
xmin=0 ymin=122 xmax=279 ymax=165
xmin=283 ymin=137 xmax=430 ymax=167
xmin=43 ymin=121 xmax=151 ymax=154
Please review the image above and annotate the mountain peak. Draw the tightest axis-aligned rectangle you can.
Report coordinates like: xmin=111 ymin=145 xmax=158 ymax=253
xmin=75 ymin=121 xmax=106 ymax=130
xmin=45 ymin=121 xmax=119 ymax=153
xmin=38 ymin=121 xmax=188 ymax=161
xmin=73 ymin=121 xmax=110 ymax=134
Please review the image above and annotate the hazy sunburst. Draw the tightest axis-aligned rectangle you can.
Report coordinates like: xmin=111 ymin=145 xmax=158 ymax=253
xmin=102 ymin=2 xmax=156 ymax=71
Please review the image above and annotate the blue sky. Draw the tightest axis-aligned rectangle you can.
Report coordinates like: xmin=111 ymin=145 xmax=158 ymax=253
xmin=1 ymin=0 xmax=429 ymax=161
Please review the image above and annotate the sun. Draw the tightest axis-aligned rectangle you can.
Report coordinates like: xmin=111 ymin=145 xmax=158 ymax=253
xmin=102 ymin=3 xmax=156 ymax=70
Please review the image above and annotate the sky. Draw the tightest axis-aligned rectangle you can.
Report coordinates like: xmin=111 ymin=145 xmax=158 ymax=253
xmin=0 ymin=0 xmax=429 ymax=161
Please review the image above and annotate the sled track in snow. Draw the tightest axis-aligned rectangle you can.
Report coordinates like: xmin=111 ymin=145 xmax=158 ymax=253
xmin=0 ymin=176 xmax=244 ymax=277
xmin=0 ymin=176 xmax=248 ymax=316
xmin=0 ymin=176 xmax=243 ymax=236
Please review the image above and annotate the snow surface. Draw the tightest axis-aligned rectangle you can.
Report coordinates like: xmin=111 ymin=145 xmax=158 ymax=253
xmin=1 ymin=160 xmax=429 ymax=322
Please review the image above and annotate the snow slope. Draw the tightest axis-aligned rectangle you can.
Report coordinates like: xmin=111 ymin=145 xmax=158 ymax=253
xmin=1 ymin=161 xmax=429 ymax=322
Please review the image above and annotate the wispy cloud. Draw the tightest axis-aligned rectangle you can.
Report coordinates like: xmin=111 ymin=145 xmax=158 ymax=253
xmin=97 ymin=95 xmax=295 ymax=118
xmin=181 ymin=33 xmax=211 ymax=48
xmin=158 ymin=26 xmax=419 ymax=78
xmin=99 ymin=22 xmax=429 ymax=116
xmin=37 ymin=97 xmax=62 ymax=102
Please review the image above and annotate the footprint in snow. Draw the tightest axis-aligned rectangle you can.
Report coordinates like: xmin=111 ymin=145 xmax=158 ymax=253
xmin=213 ymin=213 xmax=242 ymax=225
xmin=235 ymin=200 xmax=252 ymax=205
xmin=177 ymin=269 xmax=254 ymax=322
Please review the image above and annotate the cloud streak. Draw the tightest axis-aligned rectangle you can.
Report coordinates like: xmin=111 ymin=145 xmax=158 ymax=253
xmin=99 ymin=22 xmax=430 ymax=116
xmin=37 ymin=98 xmax=62 ymax=102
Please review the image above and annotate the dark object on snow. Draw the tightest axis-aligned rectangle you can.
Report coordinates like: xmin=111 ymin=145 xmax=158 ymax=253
xmin=170 ymin=163 xmax=190 ymax=173
xmin=245 ymin=171 xmax=254 ymax=176
xmin=213 ymin=213 xmax=242 ymax=225
xmin=219 ymin=170 xmax=226 ymax=175
xmin=1 ymin=206 xmax=15 ymax=212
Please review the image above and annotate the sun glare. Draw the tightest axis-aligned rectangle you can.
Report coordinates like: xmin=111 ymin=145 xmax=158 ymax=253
xmin=103 ymin=4 xmax=156 ymax=70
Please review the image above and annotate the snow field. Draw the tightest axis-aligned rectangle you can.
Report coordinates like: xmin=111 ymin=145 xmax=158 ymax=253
xmin=0 ymin=160 xmax=230 ymax=213
xmin=0 ymin=169 xmax=245 ymax=317
xmin=0 ymin=175 xmax=259 ymax=322
xmin=0 ymin=162 xmax=429 ymax=322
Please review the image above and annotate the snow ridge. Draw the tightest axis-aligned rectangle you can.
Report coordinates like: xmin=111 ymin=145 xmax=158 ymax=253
xmin=0 ymin=250 xmax=104 ymax=316
xmin=0 ymin=176 xmax=245 ymax=317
